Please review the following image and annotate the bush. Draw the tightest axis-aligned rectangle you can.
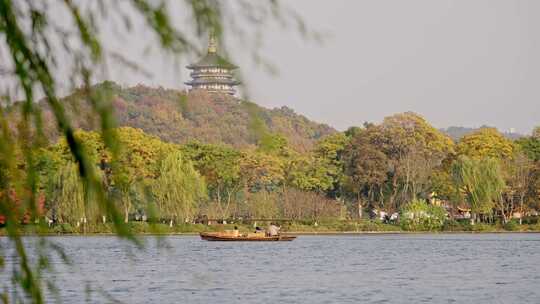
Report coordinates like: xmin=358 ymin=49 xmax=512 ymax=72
xmin=503 ymin=220 xmax=519 ymax=231
xmin=527 ymin=222 xmax=540 ymax=231
xmin=90 ymin=223 xmax=113 ymax=233
xmin=400 ymin=199 xmax=447 ymax=231
xmin=521 ymin=216 xmax=539 ymax=225
xmin=470 ymin=223 xmax=495 ymax=232
xmin=53 ymin=223 xmax=74 ymax=234
xmin=442 ymin=219 xmax=472 ymax=232
xmin=442 ymin=219 xmax=472 ymax=231
xmin=337 ymin=222 xmax=358 ymax=231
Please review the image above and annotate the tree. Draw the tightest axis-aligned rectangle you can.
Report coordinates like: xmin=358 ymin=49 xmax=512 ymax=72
xmin=46 ymin=162 xmax=100 ymax=226
xmin=243 ymin=190 xmax=280 ymax=219
xmin=181 ymin=142 xmax=242 ymax=218
xmin=343 ymin=130 xmax=388 ymax=212
xmin=111 ymin=127 xmax=175 ymax=222
xmin=284 ymin=154 xmax=335 ymax=193
xmin=48 ymin=127 xmax=175 ymax=222
xmin=313 ymin=133 xmax=349 ymax=197
xmin=152 ymin=151 xmax=207 ymax=224
xmin=456 ymin=128 xmax=515 ymax=160
xmin=278 ymin=187 xmax=343 ymax=221
xmin=379 ymin=112 xmax=454 ymax=206
xmin=452 ymin=156 xmax=505 ymax=223
xmin=533 ymin=126 xmax=540 ymax=139
xmin=240 ymin=150 xmax=285 ymax=193
xmin=342 ymin=113 xmax=454 ymax=211
xmin=532 ymin=163 xmax=540 ymax=211
xmin=502 ymin=153 xmax=535 ymax=224
xmin=516 ymin=135 xmax=540 ymax=162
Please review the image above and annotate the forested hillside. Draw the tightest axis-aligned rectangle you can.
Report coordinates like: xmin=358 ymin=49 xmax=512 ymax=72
xmin=16 ymin=82 xmax=334 ymax=152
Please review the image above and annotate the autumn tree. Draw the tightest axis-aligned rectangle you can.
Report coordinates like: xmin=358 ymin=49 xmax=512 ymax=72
xmin=502 ymin=153 xmax=535 ymax=224
xmin=278 ymin=188 xmax=343 ymax=221
xmin=342 ymin=128 xmax=388 ymax=214
xmin=513 ymin=127 xmax=540 ymax=213
xmin=378 ymin=112 xmax=454 ymax=206
xmin=181 ymin=142 xmax=242 ymax=218
xmin=456 ymin=128 xmax=515 ymax=160
xmin=45 ymin=127 xmax=176 ymax=222
xmin=240 ymin=150 xmax=285 ymax=193
xmin=111 ymin=128 xmax=174 ymax=222
xmin=341 ymin=113 xmax=454 ymax=212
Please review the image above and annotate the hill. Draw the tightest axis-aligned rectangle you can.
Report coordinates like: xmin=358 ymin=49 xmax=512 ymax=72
xmin=12 ymin=82 xmax=335 ymax=152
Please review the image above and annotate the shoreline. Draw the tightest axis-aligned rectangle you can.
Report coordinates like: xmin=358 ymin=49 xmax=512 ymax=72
xmin=2 ymin=220 xmax=539 ymax=236
xmin=2 ymin=230 xmax=540 ymax=237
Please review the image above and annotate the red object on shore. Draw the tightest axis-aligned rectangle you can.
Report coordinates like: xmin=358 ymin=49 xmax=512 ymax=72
xmin=0 ymin=190 xmax=45 ymax=225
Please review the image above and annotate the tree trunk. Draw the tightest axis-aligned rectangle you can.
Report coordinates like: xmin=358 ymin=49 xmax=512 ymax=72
xmin=379 ymin=186 xmax=384 ymax=208
xmin=367 ymin=187 xmax=373 ymax=207
xmin=519 ymin=194 xmax=525 ymax=225
xmin=404 ymin=156 xmax=410 ymax=201
xmin=123 ymin=195 xmax=131 ymax=223
xmin=389 ymin=175 xmax=399 ymax=210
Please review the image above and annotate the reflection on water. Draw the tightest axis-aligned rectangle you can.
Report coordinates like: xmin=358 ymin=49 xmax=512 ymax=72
xmin=2 ymin=233 xmax=540 ymax=303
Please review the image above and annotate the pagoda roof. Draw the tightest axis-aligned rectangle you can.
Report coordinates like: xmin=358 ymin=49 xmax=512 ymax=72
xmin=187 ymin=52 xmax=238 ymax=70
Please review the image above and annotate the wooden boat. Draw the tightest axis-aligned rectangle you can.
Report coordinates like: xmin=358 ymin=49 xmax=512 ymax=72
xmin=200 ymin=231 xmax=296 ymax=241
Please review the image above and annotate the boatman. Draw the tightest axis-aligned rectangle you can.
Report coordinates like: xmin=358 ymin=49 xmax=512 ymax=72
xmin=267 ymin=223 xmax=280 ymax=236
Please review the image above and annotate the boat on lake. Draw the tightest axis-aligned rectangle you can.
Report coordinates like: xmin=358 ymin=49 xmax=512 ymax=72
xmin=199 ymin=231 xmax=296 ymax=241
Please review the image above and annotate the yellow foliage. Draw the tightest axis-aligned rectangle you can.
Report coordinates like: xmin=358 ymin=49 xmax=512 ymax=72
xmin=456 ymin=128 xmax=515 ymax=160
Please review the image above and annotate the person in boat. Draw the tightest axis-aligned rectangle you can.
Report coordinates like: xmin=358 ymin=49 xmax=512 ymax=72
xmin=267 ymin=223 xmax=280 ymax=237
xmin=233 ymin=226 xmax=239 ymax=237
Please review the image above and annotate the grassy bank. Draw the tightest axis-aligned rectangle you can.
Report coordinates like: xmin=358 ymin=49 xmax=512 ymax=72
xmin=2 ymin=219 xmax=540 ymax=236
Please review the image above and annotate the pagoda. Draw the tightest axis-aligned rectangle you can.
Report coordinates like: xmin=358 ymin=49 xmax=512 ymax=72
xmin=185 ymin=35 xmax=240 ymax=95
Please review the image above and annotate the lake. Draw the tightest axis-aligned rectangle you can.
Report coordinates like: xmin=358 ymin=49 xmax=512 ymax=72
xmin=1 ymin=233 xmax=540 ymax=303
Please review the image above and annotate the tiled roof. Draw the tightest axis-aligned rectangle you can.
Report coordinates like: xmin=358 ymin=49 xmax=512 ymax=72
xmin=187 ymin=52 xmax=237 ymax=69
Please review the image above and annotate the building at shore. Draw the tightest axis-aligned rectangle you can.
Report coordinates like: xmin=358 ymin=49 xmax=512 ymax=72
xmin=185 ymin=35 xmax=240 ymax=95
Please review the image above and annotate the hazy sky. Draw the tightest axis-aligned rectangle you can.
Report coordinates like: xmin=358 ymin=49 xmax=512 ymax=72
xmin=101 ymin=0 xmax=540 ymax=134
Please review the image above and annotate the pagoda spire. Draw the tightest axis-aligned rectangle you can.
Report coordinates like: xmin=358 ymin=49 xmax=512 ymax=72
xmin=208 ymin=32 xmax=217 ymax=54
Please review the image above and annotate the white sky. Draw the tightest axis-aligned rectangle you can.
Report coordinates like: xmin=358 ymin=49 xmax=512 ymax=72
xmin=9 ymin=0 xmax=538 ymax=134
